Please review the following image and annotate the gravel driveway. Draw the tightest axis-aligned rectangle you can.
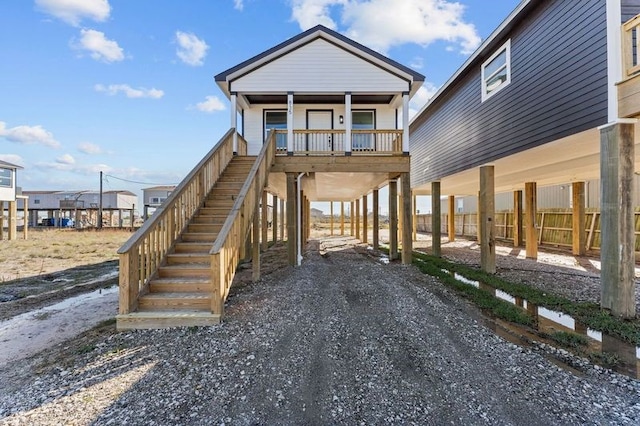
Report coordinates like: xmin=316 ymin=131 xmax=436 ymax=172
xmin=1 ymin=236 xmax=639 ymax=425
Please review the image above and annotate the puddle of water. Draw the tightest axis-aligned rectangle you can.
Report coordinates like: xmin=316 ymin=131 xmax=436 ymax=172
xmin=448 ymin=271 xmax=640 ymax=379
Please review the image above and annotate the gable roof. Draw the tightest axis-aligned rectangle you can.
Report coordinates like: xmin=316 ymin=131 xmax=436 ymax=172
xmin=0 ymin=159 xmax=23 ymax=170
xmin=215 ymin=24 xmax=424 ymax=98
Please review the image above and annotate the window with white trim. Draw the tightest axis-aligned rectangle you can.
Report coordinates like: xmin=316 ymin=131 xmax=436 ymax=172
xmin=0 ymin=168 xmax=12 ymax=188
xmin=481 ymin=39 xmax=511 ymax=102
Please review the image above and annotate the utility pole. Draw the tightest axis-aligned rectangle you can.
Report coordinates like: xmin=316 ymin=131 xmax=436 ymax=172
xmin=98 ymin=171 xmax=103 ymax=229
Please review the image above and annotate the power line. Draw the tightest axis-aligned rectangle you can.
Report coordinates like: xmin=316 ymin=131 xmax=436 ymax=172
xmin=103 ymin=173 xmax=178 ymax=186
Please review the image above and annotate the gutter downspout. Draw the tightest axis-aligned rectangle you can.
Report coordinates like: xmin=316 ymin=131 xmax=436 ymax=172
xmin=297 ymin=172 xmax=306 ymax=266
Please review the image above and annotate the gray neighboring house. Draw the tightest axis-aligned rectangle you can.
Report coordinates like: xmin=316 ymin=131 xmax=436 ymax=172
xmin=142 ymin=186 xmax=175 ymax=219
xmin=409 ymin=0 xmax=640 ymax=318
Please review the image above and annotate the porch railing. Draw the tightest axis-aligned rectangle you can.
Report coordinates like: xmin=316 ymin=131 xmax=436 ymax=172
xmin=622 ymin=14 xmax=640 ymax=78
xmin=209 ymin=130 xmax=276 ymax=315
xmin=274 ymin=129 xmax=402 ymax=155
xmin=117 ymin=129 xmax=246 ymax=314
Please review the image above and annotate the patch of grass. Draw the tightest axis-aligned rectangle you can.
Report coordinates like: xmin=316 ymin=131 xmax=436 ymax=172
xmin=410 ymin=250 xmax=640 ymax=346
xmin=549 ymin=331 xmax=589 ymax=349
xmin=77 ymin=344 xmax=96 ymax=355
xmin=411 ymin=255 xmax=533 ymax=326
xmin=33 ymin=312 xmax=52 ymax=321
xmin=588 ymin=352 xmax=620 ymax=368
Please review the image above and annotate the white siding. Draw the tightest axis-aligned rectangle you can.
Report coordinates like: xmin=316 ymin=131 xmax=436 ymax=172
xmin=0 ymin=169 xmax=16 ymax=201
xmin=243 ymin=103 xmax=398 ymax=155
xmin=231 ymin=39 xmax=408 ymax=93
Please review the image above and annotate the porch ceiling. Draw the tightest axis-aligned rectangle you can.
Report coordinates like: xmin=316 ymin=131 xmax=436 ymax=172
xmin=266 ymin=171 xmax=391 ymax=202
xmin=412 ymin=125 xmax=640 ymax=196
xmin=244 ymin=94 xmax=395 ymax=105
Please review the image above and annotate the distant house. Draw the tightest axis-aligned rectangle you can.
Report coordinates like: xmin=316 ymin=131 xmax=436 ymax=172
xmin=0 ymin=160 xmax=24 ymax=239
xmin=409 ymin=0 xmax=640 ymax=317
xmin=142 ymin=185 xmax=175 ymax=219
xmin=19 ymin=189 xmax=137 ymax=227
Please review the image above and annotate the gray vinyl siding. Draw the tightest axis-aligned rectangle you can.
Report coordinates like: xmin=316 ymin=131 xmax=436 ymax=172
xmin=622 ymin=0 xmax=640 ymax=22
xmin=410 ymin=0 xmax=609 ymax=187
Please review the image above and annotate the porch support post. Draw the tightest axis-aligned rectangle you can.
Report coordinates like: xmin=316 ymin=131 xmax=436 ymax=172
xmin=389 ymin=180 xmax=399 ymax=260
xmin=362 ymin=194 xmax=368 ymax=244
xmin=345 ymin=92 xmax=352 ymax=155
xmin=280 ymin=198 xmax=285 ymax=241
xmin=572 ymin=182 xmax=586 ymax=256
xmin=355 ymin=198 xmax=361 ymax=240
xmin=287 ymin=92 xmax=294 ymax=155
xmin=252 ymin=202 xmax=261 ymax=282
xmin=231 ymin=92 xmax=238 ymax=154
xmin=525 ymin=182 xmax=538 ymax=259
xmin=432 ymin=182 xmax=441 ymax=257
xmin=8 ymin=200 xmax=17 ymax=241
xmin=448 ymin=195 xmax=455 ymax=242
xmin=330 ymin=202 xmax=334 ymax=236
xmin=479 ymin=166 xmax=496 ymax=274
xmin=402 ymin=91 xmax=410 ymax=154
xmin=272 ymin=195 xmax=278 ymax=243
xmin=261 ymin=191 xmax=269 ymax=251
xmin=0 ymin=201 xmax=4 ymax=240
xmin=412 ymin=193 xmax=417 ymax=241
xmin=401 ymin=173 xmax=412 ymax=264
xmin=513 ymin=190 xmax=523 ymax=247
xmin=286 ymin=173 xmax=297 ymax=265
xmin=373 ymin=189 xmax=379 ymax=249
xmin=600 ymin=120 xmax=636 ymax=318
xmin=350 ymin=201 xmax=355 ymax=236
xmin=340 ymin=202 xmax=345 ymax=235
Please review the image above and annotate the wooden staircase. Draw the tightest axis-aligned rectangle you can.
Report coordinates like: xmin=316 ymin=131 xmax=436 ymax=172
xmin=117 ymin=156 xmax=256 ymax=329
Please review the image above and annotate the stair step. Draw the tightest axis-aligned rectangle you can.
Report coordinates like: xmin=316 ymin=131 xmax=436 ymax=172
xmin=149 ymin=277 xmax=211 ymax=293
xmin=138 ymin=292 xmax=211 ymax=311
xmin=181 ymin=232 xmax=217 ymax=242
xmin=166 ymin=253 xmax=211 ymax=265
xmin=188 ymin=223 xmax=222 ymax=233
xmin=116 ymin=311 xmax=221 ymax=330
xmin=158 ymin=264 xmax=210 ymax=277
xmin=191 ymin=215 xmax=227 ymax=224
xmin=175 ymin=242 xmax=213 ymax=253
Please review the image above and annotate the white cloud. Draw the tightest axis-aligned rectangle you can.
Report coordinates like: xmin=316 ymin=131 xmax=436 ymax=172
xmin=56 ymin=154 xmax=76 ymax=165
xmin=193 ymin=96 xmax=226 ymax=113
xmin=0 ymin=154 xmax=25 ymax=167
xmin=78 ymin=142 xmax=104 ymax=155
xmin=37 ymin=160 xmax=112 ymax=175
xmin=175 ymin=31 xmax=209 ymax=66
xmin=95 ymin=84 xmax=164 ymax=99
xmin=290 ymin=0 xmax=481 ymax=54
xmin=0 ymin=121 xmax=61 ymax=148
xmin=234 ymin=0 xmax=244 ymax=11
xmin=410 ymin=56 xmax=424 ymax=70
xmin=36 ymin=0 xmax=110 ymax=26
xmin=76 ymin=29 xmax=124 ymax=62
xmin=291 ymin=0 xmax=341 ymax=30
xmin=409 ymin=83 xmax=439 ymax=118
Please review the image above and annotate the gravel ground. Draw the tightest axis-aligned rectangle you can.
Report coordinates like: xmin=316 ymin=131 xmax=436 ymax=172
xmin=1 ymin=235 xmax=639 ymax=425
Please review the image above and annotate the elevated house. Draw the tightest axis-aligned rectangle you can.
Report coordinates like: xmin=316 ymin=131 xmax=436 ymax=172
xmin=0 ymin=159 xmax=25 ymax=240
xmin=19 ymin=189 xmax=138 ymax=228
xmin=409 ymin=0 xmax=640 ymax=318
xmin=142 ymin=185 xmax=175 ymax=219
xmin=117 ymin=25 xmax=424 ymax=329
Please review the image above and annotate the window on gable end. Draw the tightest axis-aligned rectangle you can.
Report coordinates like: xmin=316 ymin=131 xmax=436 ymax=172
xmin=481 ymin=39 xmax=511 ymax=102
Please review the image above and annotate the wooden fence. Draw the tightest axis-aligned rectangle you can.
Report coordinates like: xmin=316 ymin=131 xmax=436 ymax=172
xmin=416 ymin=209 xmax=640 ymax=252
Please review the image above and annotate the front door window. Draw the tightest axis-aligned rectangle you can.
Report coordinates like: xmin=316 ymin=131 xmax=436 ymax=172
xmin=352 ymin=110 xmax=374 ymax=151
xmin=264 ymin=110 xmax=287 ymax=150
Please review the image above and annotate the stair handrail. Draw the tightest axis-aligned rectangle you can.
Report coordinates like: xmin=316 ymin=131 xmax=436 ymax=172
xmin=209 ymin=131 xmax=276 ymax=315
xmin=118 ymin=128 xmax=238 ymax=314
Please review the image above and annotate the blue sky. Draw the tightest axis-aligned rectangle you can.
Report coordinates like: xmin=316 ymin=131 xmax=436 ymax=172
xmin=0 ymin=0 xmax=520 ymax=210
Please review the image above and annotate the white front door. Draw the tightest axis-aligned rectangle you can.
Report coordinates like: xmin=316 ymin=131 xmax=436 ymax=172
xmin=307 ymin=111 xmax=333 ymax=152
